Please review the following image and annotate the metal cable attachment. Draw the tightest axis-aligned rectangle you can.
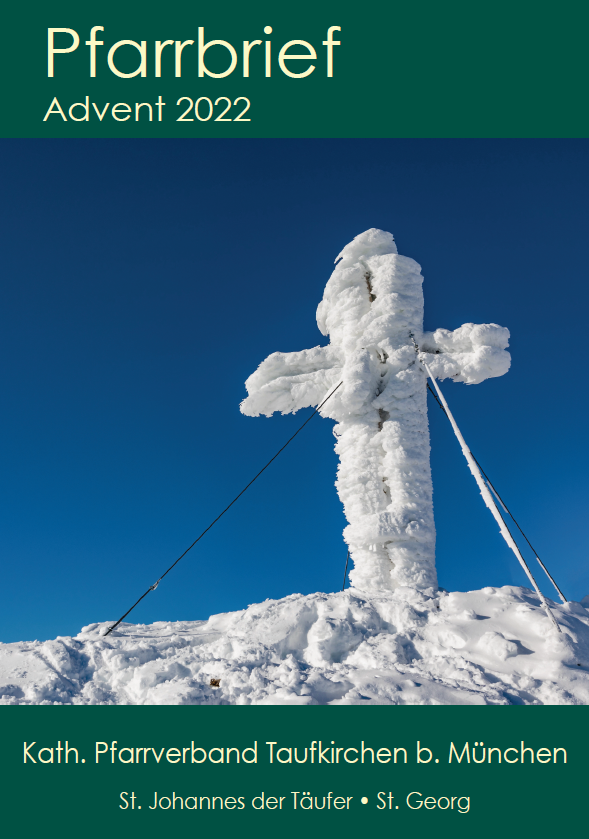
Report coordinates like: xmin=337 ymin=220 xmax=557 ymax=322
xmin=103 ymin=381 xmax=344 ymax=637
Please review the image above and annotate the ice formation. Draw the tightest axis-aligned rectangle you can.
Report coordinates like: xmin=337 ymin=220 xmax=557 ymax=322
xmin=2 ymin=587 xmax=589 ymax=705
xmin=241 ymin=229 xmax=511 ymax=593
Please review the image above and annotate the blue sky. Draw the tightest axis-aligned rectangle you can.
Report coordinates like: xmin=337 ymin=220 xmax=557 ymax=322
xmin=1 ymin=139 xmax=587 ymax=642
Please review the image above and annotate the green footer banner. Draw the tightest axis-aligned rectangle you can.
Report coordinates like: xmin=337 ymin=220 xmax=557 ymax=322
xmin=3 ymin=707 xmax=582 ymax=836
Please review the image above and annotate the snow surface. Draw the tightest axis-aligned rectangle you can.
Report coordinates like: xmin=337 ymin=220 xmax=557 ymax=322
xmin=241 ymin=229 xmax=511 ymax=593
xmin=2 ymin=586 xmax=589 ymax=705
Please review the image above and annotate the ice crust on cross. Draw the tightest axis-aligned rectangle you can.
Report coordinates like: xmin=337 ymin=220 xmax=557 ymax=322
xmin=241 ymin=229 xmax=510 ymax=593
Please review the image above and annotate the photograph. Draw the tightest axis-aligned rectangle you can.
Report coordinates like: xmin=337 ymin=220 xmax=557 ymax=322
xmin=1 ymin=137 xmax=587 ymax=706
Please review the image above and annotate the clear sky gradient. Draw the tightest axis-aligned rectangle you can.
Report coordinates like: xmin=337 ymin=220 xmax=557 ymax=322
xmin=1 ymin=138 xmax=587 ymax=642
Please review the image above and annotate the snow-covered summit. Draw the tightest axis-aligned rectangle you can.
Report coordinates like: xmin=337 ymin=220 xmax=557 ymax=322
xmin=2 ymin=585 xmax=588 ymax=705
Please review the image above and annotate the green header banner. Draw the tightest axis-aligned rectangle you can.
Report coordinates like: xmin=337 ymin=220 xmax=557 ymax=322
xmin=1 ymin=0 xmax=588 ymax=137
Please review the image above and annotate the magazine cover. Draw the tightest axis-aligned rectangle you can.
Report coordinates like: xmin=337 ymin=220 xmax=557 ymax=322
xmin=1 ymin=1 xmax=587 ymax=836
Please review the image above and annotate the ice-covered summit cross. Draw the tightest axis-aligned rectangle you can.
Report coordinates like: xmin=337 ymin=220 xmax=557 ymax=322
xmin=241 ymin=229 xmax=510 ymax=593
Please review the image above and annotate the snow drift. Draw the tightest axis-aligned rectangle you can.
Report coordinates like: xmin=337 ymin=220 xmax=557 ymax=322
xmin=2 ymin=585 xmax=589 ymax=705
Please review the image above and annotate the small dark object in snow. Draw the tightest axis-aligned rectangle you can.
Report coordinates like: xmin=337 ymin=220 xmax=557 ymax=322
xmin=210 ymin=678 xmax=221 ymax=687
